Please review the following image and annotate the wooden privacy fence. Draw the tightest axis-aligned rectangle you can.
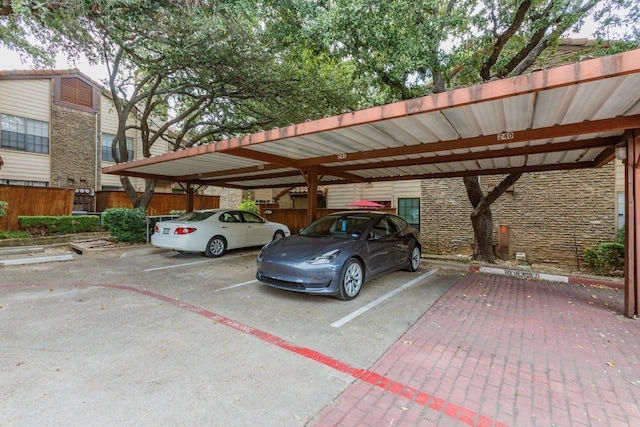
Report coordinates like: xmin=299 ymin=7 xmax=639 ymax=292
xmin=95 ymin=191 xmax=220 ymax=216
xmin=0 ymin=186 xmax=220 ymax=230
xmin=0 ymin=185 xmax=74 ymax=230
xmin=259 ymin=207 xmax=396 ymax=234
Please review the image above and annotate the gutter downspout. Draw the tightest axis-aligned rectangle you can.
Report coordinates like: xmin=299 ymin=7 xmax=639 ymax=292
xmin=94 ymin=111 xmax=99 ymax=212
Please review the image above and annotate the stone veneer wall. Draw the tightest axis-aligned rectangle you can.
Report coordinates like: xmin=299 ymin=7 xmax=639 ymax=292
xmin=50 ymin=104 xmax=97 ymax=190
xmin=420 ymin=163 xmax=616 ymax=268
xmin=203 ymin=186 xmax=243 ymax=209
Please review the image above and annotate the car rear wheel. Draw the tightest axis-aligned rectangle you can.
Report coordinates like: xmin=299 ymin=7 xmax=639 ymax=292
xmin=337 ymin=258 xmax=363 ymax=301
xmin=205 ymin=235 xmax=227 ymax=257
xmin=273 ymin=230 xmax=285 ymax=240
xmin=405 ymin=244 xmax=421 ymax=272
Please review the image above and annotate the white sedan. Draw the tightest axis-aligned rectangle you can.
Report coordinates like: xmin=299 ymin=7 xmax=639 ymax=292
xmin=151 ymin=209 xmax=291 ymax=257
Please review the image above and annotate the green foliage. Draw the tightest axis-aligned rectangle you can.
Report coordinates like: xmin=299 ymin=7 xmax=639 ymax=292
xmin=0 ymin=201 xmax=7 ymax=218
xmin=0 ymin=230 xmax=30 ymax=239
xmin=583 ymin=242 xmax=625 ymax=275
xmin=617 ymin=225 xmax=625 ymax=245
xmin=169 ymin=210 xmax=185 ymax=216
xmin=238 ymin=196 xmax=259 ymax=213
xmin=101 ymin=208 xmax=147 ymax=243
xmin=18 ymin=215 xmax=100 ymax=236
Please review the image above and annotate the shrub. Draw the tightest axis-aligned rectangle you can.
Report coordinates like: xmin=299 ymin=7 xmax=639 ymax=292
xmin=18 ymin=215 xmax=100 ymax=236
xmin=169 ymin=210 xmax=185 ymax=216
xmin=583 ymin=242 xmax=625 ymax=275
xmin=101 ymin=208 xmax=147 ymax=243
xmin=238 ymin=196 xmax=259 ymax=213
xmin=0 ymin=201 xmax=7 ymax=219
xmin=617 ymin=225 xmax=625 ymax=245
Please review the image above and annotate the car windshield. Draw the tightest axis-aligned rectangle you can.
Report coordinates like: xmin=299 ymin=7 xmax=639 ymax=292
xmin=176 ymin=211 xmax=216 ymax=222
xmin=300 ymin=215 xmax=371 ymax=239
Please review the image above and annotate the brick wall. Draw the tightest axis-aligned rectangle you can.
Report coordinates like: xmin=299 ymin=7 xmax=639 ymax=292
xmin=278 ymin=193 xmax=294 ymax=209
xmin=420 ymin=164 xmax=616 ymax=268
xmin=50 ymin=104 xmax=97 ymax=190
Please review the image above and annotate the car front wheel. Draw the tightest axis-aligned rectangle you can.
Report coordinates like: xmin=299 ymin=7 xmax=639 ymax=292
xmin=205 ymin=235 xmax=227 ymax=257
xmin=405 ymin=244 xmax=421 ymax=272
xmin=337 ymin=258 xmax=363 ymax=301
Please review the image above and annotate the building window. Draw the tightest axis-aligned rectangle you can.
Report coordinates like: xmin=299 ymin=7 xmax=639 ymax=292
xmin=0 ymin=114 xmax=49 ymax=154
xmin=398 ymin=198 xmax=420 ymax=230
xmin=0 ymin=179 xmax=48 ymax=187
xmin=618 ymin=191 xmax=625 ymax=229
xmin=101 ymin=133 xmax=133 ymax=163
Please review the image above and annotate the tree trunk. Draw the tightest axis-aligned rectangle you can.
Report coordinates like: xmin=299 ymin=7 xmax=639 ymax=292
xmin=471 ymin=208 xmax=495 ymax=262
xmin=463 ymin=173 xmax=523 ymax=263
xmin=120 ymin=176 xmax=157 ymax=209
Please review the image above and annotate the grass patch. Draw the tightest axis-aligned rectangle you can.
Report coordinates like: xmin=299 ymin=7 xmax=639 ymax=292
xmin=0 ymin=230 xmax=30 ymax=239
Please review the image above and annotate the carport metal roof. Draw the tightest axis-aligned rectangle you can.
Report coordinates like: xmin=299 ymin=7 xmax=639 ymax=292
xmin=104 ymin=49 xmax=640 ymax=191
xmin=104 ymin=49 xmax=640 ymax=318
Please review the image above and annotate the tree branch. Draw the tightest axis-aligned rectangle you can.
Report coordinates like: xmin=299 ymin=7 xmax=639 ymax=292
xmin=480 ymin=0 xmax=532 ymax=80
xmin=472 ymin=173 xmax=523 ymax=219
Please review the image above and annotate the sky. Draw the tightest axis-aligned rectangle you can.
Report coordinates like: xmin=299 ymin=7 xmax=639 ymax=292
xmin=0 ymin=49 xmax=110 ymax=83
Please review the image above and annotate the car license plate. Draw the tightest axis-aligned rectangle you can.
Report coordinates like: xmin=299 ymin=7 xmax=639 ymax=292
xmin=162 ymin=228 xmax=170 ymax=234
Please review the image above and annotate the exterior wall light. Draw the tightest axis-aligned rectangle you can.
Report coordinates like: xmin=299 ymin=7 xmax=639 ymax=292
xmin=615 ymin=143 xmax=627 ymax=162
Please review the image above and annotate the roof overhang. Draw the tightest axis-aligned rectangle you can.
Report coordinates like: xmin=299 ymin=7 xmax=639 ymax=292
xmin=103 ymin=49 xmax=640 ymax=189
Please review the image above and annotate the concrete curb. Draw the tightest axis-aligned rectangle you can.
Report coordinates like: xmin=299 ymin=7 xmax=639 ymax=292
xmin=0 ymin=247 xmax=45 ymax=256
xmin=469 ymin=265 xmax=624 ymax=290
xmin=119 ymin=247 xmax=171 ymax=258
xmin=0 ymin=254 xmax=74 ymax=266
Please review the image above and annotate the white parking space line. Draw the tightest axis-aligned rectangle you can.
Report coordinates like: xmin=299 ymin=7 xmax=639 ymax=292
xmin=215 ymin=279 xmax=259 ymax=292
xmin=143 ymin=252 xmax=257 ymax=272
xmin=330 ymin=269 xmax=437 ymax=328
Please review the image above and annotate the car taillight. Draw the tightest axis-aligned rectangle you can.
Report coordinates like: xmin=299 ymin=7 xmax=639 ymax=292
xmin=174 ymin=227 xmax=196 ymax=235
xmin=154 ymin=225 xmax=160 ymax=232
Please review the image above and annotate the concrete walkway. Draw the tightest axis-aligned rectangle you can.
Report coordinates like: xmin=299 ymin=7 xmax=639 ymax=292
xmin=2 ymin=243 xmax=636 ymax=426
xmin=310 ymin=271 xmax=640 ymax=426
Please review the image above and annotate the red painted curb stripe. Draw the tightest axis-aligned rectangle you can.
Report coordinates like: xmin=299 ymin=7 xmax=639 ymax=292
xmin=2 ymin=282 xmax=508 ymax=427
xmin=567 ymin=275 xmax=624 ymax=289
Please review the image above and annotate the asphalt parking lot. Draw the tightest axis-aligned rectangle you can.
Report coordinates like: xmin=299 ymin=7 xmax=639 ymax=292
xmin=0 ymin=246 xmax=462 ymax=426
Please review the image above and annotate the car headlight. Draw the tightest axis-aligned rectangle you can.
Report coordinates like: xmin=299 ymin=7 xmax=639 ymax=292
xmin=306 ymin=249 xmax=341 ymax=265
xmin=257 ymin=245 xmax=266 ymax=262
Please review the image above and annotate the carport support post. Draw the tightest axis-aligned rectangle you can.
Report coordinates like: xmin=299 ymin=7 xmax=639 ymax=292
xmin=625 ymin=130 xmax=640 ymax=318
xmin=185 ymin=183 xmax=194 ymax=213
xmin=303 ymin=167 xmax=319 ymax=225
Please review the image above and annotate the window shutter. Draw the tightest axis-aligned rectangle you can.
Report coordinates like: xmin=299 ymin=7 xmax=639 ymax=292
xmin=60 ymin=77 xmax=93 ymax=108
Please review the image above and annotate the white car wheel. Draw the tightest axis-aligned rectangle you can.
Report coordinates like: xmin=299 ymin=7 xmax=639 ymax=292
xmin=205 ymin=236 xmax=227 ymax=257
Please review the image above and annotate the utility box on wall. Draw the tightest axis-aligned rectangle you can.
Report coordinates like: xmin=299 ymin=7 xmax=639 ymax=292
xmin=497 ymin=224 xmax=509 ymax=255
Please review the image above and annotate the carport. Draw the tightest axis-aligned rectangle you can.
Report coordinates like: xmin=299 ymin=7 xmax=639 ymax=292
xmin=104 ymin=48 xmax=640 ymax=317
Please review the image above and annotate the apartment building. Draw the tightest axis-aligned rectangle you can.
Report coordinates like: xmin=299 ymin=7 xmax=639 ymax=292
xmin=0 ymin=69 xmax=241 ymax=212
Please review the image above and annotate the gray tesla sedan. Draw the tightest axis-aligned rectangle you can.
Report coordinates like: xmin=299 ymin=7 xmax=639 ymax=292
xmin=256 ymin=211 xmax=421 ymax=300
